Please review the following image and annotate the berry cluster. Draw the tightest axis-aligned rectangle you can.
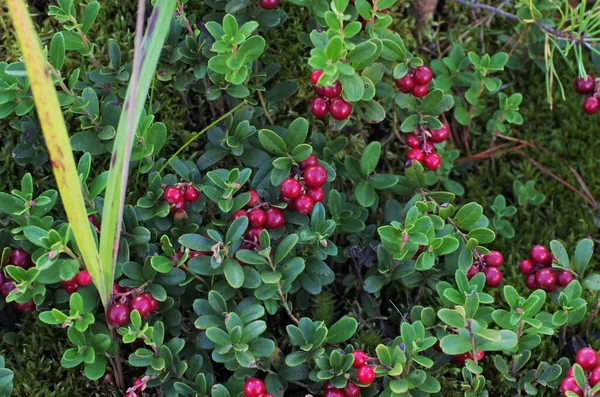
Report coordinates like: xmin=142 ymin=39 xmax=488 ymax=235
xmin=163 ymin=183 xmax=200 ymax=217
xmin=60 ymin=270 xmax=93 ymax=293
xmin=465 ymin=250 xmax=504 ymax=288
xmin=404 ymin=123 xmax=448 ymax=171
xmin=394 ymin=65 xmax=433 ymax=98
xmin=242 ymin=378 xmax=274 ymax=397
xmin=574 ymin=74 xmax=599 ymax=115
xmin=322 ymin=351 xmax=374 ymax=396
xmin=280 ymin=154 xmax=327 ymax=215
xmin=518 ymin=245 xmax=573 ymax=292
xmin=107 ymin=286 xmax=159 ymax=328
xmin=232 ymin=190 xmax=285 ymax=244
xmin=259 ymin=0 xmax=279 ymax=9
xmin=561 ymin=348 xmax=600 ymax=396
xmin=310 ymin=70 xmax=352 ymax=120
xmin=1 ymin=248 xmax=34 ymax=313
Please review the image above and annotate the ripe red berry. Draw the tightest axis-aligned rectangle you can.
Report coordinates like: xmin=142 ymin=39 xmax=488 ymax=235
xmin=329 ymin=98 xmax=352 ymax=120
xmin=9 ymin=248 xmax=32 ymax=269
xmin=535 ymin=268 xmax=556 ymax=291
xmin=576 ymin=347 xmax=598 ymax=370
xmin=423 ymin=153 xmax=441 ymax=170
xmin=310 ymin=70 xmax=324 ymax=86
xmin=184 ymin=185 xmax=200 ymax=202
xmin=294 ymin=195 xmax=315 ymax=215
xmin=483 ymin=267 xmax=503 ymax=287
xmin=466 ymin=265 xmax=479 ymax=280
xmin=413 ymin=66 xmax=434 ymax=85
xmin=282 ymin=196 xmax=296 ymax=210
xmin=322 ymin=81 xmax=343 ymax=98
xmin=395 ymin=73 xmax=415 ymax=93
xmin=574 ymin=75 xmax=595 ymax=94
xmin=405 ymin=133 xmax=421 ymax=148
xmin=407 ymin=148 xmax=425 ymax=163
xmin=307 ymin=187 xmax=325 ymax=203
xmin=133 ymin=377 xmax=144 ymax=388
xmin=88 ymin=215 xmax=100 ymax=229
xmin=324 ymin=381 xmax=335 ymax=390
xmin=247 ymin=190 xmax=261 ymax=207
xmin=1 ymin=281 xmax=15 ymax=298
xmin=142 ymin=292 xmax=158 ymax=312
xmin=261 ymin=395 xmax=275 ymax=397
xmin=61 ymin=275 xmax=79 ymax=293
xmin=247 ymin=209 xmax=267 ymax=228
xmin=107 ymin=303 xmax=131 ymax=327
xmin=590 ymin=366 xmax=600 ymax=386
xmin=452 ymin=353 xmax=468 ymax=365
xmin=430 ymin=123 xmax=450 ymax=143
xmin=525 ymin=273 xmax=537 ymax=290
xmin=163 ymin=186 xmax=183 ymax=204
xmin=259 ymin=0 xmax=280 ymax=9
xmin=243 ymin=377 xmax=265 ymax=397
xmin=265 ymin=208 xmax=285 ymax=229
xmin=232 ymin=209 xmax=248 ymax=221
xmin=343 ymin=382 xmax=361 ymax=397
xmin=169 ymin=199 xmax=186 ymax=215
xmin=583 ymin=96 xmax=600 ymax=114
xmin=412 ymin=84 xmax=429 ymax=98
xmin=351 ymin=350 xmax=367 ymax=368
xmin=356 ymin=365 xmax=375 ymax=384
xmin=529 ymin=245 xmax=551 ymax=266
xmin=470 ymin=351 xmax=485 ymax=361
xmin=124 ymin=393 xmax=138 ymax=397
xmin=519 ymin=259 xmax=534 ymax=275
xmin=246 ymin=227 xmax=264 ymax=242
xmin=311 ymin=97 xmax=329 ymax=118
xmin=112 ymin=283 xmax=123 ymax=296
xmin=75 ymin=270 xmax=93 ymax=286
xmin=280 ymin=178 xmax=303 ymax=199
xmin=560 ymin=376 xmax=583 ymax=395
xmin=323 ymin=391 xmax=345 ymax=397
xmin=304 ymin=165 xmax=328 ymax=187
xmin=484 ymin=251 xmax=503 ymax=267
xmin=130 ymin=295 xmax=153 ymax=318
xmin=13 ymin=300 xmax=34 ymax=313
xmin=556 ymin=271 xmax=574 ymax=287
xmin=299 ymin=154 xmax=319 ymax=169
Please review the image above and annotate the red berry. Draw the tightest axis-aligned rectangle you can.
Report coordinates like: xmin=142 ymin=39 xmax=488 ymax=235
xmin=62 ymin=282 xmax=79 ymax=294
xmin=142 ymin=292 xmax=158 ymax=312
xmin=324 ymin=381 xmax=335 ymax=390
xmin=130 ymin=295 xmax=153 ymax=318
xmin=299 ymin=154 xmax=319 ymax=169
xmin=124 ymin=393 xmax=139 ymax=397
xmin=259 ymin=0 xmax=279 ymax=9
xmin=566 ymin=366 xmax=575 ymax=377
xmin=247 ymin=208 xmax=267 ymax=228
xmin=576 ymin=347 xmax=598 ymax=370
xmin=9 ymin=248 xmax=32 ymax=269
xmin=133 ymin=377 xmax=145 ymax=390
xmin=310 ymin=70 xmax=324 ymax=86
xmin=407 ymin=148 xmax=425 ymax=163
xmin=163 ymin=186 xmax=183 ymax=204
xmin=311 ymin=97 xmax=329 ymax=118
xmin=484 ymin=251 xmax=503 ymax=267
xmin=405 ymin=133 xmax=421 ymax=148
xmin=535 ymin=268 xmax=557 ymax=291
xmin=411 ymin=84 xmax=429 ymax=98
xmin=453 ymin=353 xmax=468 ymax=364
xmin=322 ymin=81 xmax=343 ymax=98
xmin=413 ymin=66 xmax=433 ymax=85
xmin=343 ymin=382 xmax=361 ymax=397
xmin=519 ymin=259 xmax=534 ymax=275
xmin=2 ymin=281 xmax=15 ymax=298
xmin=247 ymin=190 xmax=261 ymax=207
xmin=280 ymin=178 xmax=303 ymax=199
xmin=169 ymin=199 xmax=186 ymax=215
xmin=395 ymin=73 xmax=415 ymax=93
xmin=243 ymin=377 xmax=265 ymax=397
xmin=590 ymin=366 xmax=600 ymax=386
xmin=75 ymin=270 xmax=93 ymax=286
xmin=307 ymin=187 xmax=325 ymax=203
xmin=560 ymin=376 xmax=583 ymax=395
xmin=282 ymin=195 xmax=296 ymax=210
xmin=13 ymin=300 xmax=34 ymax=313
xmin=107 ymin=303 xmax=131 ymax=327
xmin=329 ymin=98 xmax=352 ymax=120
xmin=470 ymin=351 xmax=485 ymax=361
xmin=232 ymin=209 xmax=248 ymax=221
xmin=529 ymin=245 xmax=551 ymax=266
xmin=351 ymin=350 xmax=367 ymax=368
xmin=184 ymin=185 xmax=200 ymax=202
xmin=324 ymin=391 xmax=345 ymax=397
xmin=430 ymin=123 xmax=450 ymax=143
xmin=262 ymin=395 xmax=275 ymax=397
xmin=294 ymin=195 xmax=315 ymax=215
xmin=88 ymin=215 xmax=100 ymax=229
xmin=304 ymin=165 xmax=328 ymax=187
xmin=423 ymin=153 xmax=441 ymax=170
xmin=112 ymin=283 xmax=123 ymax=296
xmin=584 ymin=96 xmax=600 ymax=114
xmin=265 ymin=208 xmax=285 ymax=229
xmin=466 ymin=265 xmax=479 ymax=280
xmin=556 ymin=271 xmax=574 ymax=287
xmin=246 ymin=227 xmax=264 ymax=242
xmin=574 ymin=75 xmax=595 ymax=94
xmin=483 ymin=267 xmax=503 ymax=287
xmin=525 ymin=273 xmax=537 ymax=290
xmin=356 ymin=365 xmax=375 ymax=384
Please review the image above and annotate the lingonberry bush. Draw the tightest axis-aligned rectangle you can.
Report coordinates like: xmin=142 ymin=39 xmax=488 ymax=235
xmin=2 ymin=0 xmax=600 ymax=396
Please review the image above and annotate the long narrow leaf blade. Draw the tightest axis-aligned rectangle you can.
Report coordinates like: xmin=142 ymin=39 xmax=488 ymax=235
xmin=99 ymin=1 xmax=177 ymax=296
xmin=6 ymin=0 xmax=106 ymax=304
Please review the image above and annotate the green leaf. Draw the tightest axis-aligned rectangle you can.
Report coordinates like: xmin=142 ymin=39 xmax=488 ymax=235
xmin=325 ymin=36 xmax=344 ymax=61
xmin=274 ymin=234 xmax=298 ymax=265
xmin=49 ymin=32 xmax=66 ymax=70
xmin=467 ymin=228 xmax=496 ymax=244
xmin=223 ymin=259 xmax=244 ymax=289
xmin=326 ymin=316 xmax=358 ymax=343
xmin=454 ymin=203 xmax=483 ymax=229
xmin=360 ymin=141 xmax=381 ymax=175
xmin=226 ymin=216 xmax=248 ymax=244
xmin=437 ymin=309 xmax=466 ymax=328
xmin=440 ymin=335 xmax=471 ymax=354
xmin=573 ymin=238 xmax=594 ymax=274
xmin=258 ymin=129 xmax=287 ymax=156
xmin=338 ymin=73 xmax=365 ymax=102
xmin=550 ymin=240 xmax=569 ymax=268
